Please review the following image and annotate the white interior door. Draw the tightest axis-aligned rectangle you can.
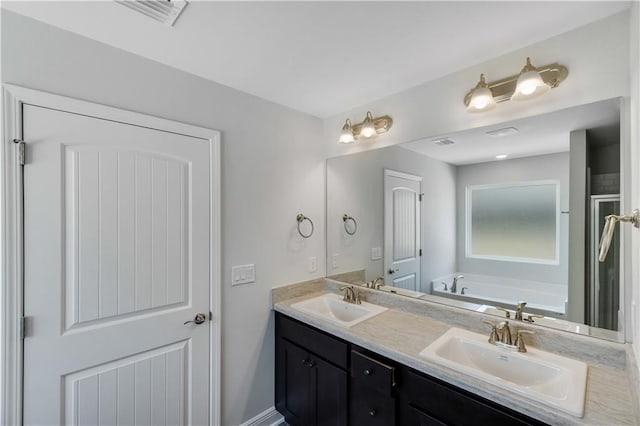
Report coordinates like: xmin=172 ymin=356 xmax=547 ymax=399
xmin=21 ymin=103 xmax=213 ymax=425
xmin=384 ymin=170 xmax=422 ymax=291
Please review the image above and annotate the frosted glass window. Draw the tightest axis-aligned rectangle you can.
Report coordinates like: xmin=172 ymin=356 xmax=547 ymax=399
xmin=467 ymin=181 xmax=559 ymax=263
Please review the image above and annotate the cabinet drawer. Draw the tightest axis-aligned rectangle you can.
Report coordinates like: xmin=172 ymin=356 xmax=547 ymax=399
xmin=276 ymin=313 xmax=348 ymax=369
xmin=351 ymin=350 xmax=395 ymax=396
xmin=404 ymin=369 xmax=545 ymax=426
xmin=350 ymin=379 xmax=395 ymax=426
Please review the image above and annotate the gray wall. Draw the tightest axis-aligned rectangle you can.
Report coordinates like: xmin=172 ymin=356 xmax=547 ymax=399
xmin=456 ymin=152 xmax=570 ymax=286
xmin=1 ymin=11 xmax=326 ymax=425
xmin=326 ymin=145 xmax=456 ymax=290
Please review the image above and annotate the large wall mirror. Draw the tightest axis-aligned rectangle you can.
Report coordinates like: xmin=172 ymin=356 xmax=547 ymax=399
xmin=326 ymin=98 xmax=625 ymax=342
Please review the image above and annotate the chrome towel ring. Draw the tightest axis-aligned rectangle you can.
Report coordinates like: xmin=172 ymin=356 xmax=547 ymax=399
xmin=342 ymin=214 xmax=357 ymax=235
xmin=296 ymin=214 xmax=314 ymax=238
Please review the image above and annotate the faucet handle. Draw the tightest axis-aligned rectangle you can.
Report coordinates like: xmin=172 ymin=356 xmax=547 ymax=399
xmin=523 ymin=314 xmax=544 ymax=323
xmin=515 ymin=329 xmax=535 ymax=353
xmin=481 ymin=320 xmax=500 ymax=344
xmin=495 ymin=307 xmax=511 ymax=319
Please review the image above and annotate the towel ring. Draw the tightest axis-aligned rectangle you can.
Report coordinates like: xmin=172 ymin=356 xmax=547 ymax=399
xmin=296 ymin=214 xmax=314 ymax=238
xmin=342 ymin=214 xmax=357 ymax=236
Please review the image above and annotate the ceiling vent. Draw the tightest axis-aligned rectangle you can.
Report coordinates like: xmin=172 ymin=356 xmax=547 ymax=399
xmin=117 ymin=0 xmax=188 ymax=26
xmin=486 ymin=127 xmax=519 ymax=137
xmin=433 ymin=138 xmax=456 ymax=146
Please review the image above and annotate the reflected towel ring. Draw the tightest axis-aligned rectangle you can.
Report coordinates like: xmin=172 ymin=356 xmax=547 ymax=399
xmin=296 ymin=214 xmax=314 ymax=238
xmin=342 ymin=214 xmax=357 ymax=236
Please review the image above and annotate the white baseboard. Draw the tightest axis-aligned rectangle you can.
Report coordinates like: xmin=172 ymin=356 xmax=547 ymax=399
xmin=240 ymin=406 xmax=284 ymax=426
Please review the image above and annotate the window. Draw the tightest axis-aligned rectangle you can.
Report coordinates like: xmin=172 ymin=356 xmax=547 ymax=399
xmin=466 ymin=181 xmax=559 ymax=264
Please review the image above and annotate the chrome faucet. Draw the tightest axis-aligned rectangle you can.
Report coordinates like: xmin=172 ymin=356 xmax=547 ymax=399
xmin=451 ymin=274 xmax=464 ymax=293
xmin=339 ymin=285 xmax=361 ymax=304
xmin=515 ymin=301 xmax=527 ymax=321
xmin=370 ymin=277 xmax=385 ymax=290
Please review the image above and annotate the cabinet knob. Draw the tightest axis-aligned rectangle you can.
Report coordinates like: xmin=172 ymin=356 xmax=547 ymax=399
xmin=369 ymin=410 xmax=377 ymax=417
xmin=364 ymin=368 xmax=373 ymax=376
xmin=307 ymin=361 xmax=316 ymax=368
xmin=301 ymin=358 xmax=309 ymax=364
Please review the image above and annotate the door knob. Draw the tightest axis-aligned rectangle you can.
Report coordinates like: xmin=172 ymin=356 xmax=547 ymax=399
xmin=388 ymin=268 xmax=398 ymax=274
xmin=184 ymin=313 xmax=207 ymax=325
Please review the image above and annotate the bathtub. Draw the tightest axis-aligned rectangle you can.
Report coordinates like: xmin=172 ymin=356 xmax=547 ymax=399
xmin=431 ymin=273 xmax=567 ymax=317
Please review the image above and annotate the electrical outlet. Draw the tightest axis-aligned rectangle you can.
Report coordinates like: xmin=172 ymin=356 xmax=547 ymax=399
xmin=308 ymin=256 xmax=317 ymax=273
xmin=332 ymin=253 xmax=339 ymax=269
xmin=232 ymin=264 xmax=255 ymax=286
xmin=371 ymin=247 xmax=382 ymax=260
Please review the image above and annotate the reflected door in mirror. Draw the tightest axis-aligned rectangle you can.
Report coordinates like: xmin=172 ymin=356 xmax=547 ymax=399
xmin=384 ymin=170 xmax=422 ymax=291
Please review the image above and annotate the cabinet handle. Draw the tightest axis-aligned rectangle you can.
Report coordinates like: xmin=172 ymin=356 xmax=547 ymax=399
xmin=369 ymin=410 xmax=377 ymax=417
xmin=364 ymin=368 xmax=373 ymax=376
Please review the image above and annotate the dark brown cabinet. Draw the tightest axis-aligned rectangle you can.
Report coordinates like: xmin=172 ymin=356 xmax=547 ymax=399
xmin=275 ymin=312 xmax=547 ymax=426
xmin=276 ymin=314 xmax=348 ymax=426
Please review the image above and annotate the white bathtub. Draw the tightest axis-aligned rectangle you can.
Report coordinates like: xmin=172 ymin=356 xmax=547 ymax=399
xmin=431 ymin=273 xmax=567 ymax=316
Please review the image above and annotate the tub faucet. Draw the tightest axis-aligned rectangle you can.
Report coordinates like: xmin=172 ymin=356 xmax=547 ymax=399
xmin=451 ymin=274 xmax=464 ymax=293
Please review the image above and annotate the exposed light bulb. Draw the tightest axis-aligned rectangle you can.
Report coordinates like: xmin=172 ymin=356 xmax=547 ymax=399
xmin=495 ymin=154 xmax=508 ymax=160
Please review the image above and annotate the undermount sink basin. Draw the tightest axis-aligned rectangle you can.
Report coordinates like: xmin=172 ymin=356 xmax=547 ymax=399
xmin=419 ymin=327 xmax=588 ymax=417
xmin=290 ymin=293 xmax=388 ymax=328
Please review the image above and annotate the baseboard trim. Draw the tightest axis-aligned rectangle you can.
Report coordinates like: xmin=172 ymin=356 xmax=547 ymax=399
xmin=240 ymin=406 xmax=284 ymax=426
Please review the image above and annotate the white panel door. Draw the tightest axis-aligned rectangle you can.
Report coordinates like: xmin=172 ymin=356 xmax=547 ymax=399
xmin=384 ymin=170 xmax=422 ymax=290
xmin=21 ymin=104 xmax=211 ymax=425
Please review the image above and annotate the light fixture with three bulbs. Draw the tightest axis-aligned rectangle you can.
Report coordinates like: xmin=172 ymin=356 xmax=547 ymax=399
xmin=338 ymin=111 xmax=393 ymax=144
xmin=465 ymin=57 xmax=568 ymax=113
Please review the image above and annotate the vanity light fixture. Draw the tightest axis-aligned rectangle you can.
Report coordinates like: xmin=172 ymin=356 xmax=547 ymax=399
xmin=467 ymin=74 xmax=496 ymax=113
xmin=511 ymin=57 xmax=550 ymax=101
xmin=339 ymin=119 xmax=356 ymax=144
xmin=337 ymin=111 xmax=393 ymax=143
xmin=463 ymin=57 xmax=568 ymax=113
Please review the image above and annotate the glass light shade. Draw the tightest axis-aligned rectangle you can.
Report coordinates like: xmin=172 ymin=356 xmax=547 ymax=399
xmin=360 ymin=112 xmax=377 ymax=138
xmin=511 ymin=58 xmax=550 ymax=101
xmin=339 ymin=128 xmax=355 ymax=144
xmin=467 ymin=86 xmax=496 ymax=113
xmin=338 ymin=119 xmax=355 ymax=144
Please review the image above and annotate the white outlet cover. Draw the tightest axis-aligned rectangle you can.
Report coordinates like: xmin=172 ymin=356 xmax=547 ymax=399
xmin=332 ymin=253 xmax=339 ymax=269
xmin=308 ymin=256 xmax=317 ymax=273
xmin=371 ymin=247 xmax=382 ymax=260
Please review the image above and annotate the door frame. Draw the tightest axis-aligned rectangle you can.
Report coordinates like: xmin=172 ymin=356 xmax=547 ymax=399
xmin=1 ymin=84 xmax=222 ymax=425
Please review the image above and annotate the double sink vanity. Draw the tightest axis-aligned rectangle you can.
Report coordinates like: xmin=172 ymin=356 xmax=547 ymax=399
xmin=272 ymin=278 xmax=638 ymax=425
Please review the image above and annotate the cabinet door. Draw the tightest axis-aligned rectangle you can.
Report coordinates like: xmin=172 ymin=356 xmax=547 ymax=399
xmin=278 ymin=340 xmax=312 ymax=425
xmin=311 ymin=356 xmax=348 ymax=426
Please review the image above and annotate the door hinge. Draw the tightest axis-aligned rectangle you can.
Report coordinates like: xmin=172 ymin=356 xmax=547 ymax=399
xmin=419 ymin=193 xmax=424 ymax=202
xmin=209 ymin=311 xmax=213 ymax=321
xmin=419 ymin=249 xmax=422 ymax=256
xmin=19 ymin=316 xmax=26 ymax=340
xmin=14 ymin=139 xmax=25 ymax=166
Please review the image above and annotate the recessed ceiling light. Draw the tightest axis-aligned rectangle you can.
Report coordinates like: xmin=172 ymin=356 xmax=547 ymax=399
xmin=486 ymin=127 xmax=519 ymax=137
xmin=495 ymin=154 xmax=508 ymax=160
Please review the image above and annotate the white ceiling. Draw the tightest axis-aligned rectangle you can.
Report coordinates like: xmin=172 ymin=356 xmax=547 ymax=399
xmin=401 ymin=98 xmax=620 ymax=165
xmin=1 ymin=1 xmax=630 ymax=118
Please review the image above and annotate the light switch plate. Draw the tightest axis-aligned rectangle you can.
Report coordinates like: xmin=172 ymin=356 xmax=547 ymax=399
xmin=232 ymin=264 xmax=255 ymax=286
